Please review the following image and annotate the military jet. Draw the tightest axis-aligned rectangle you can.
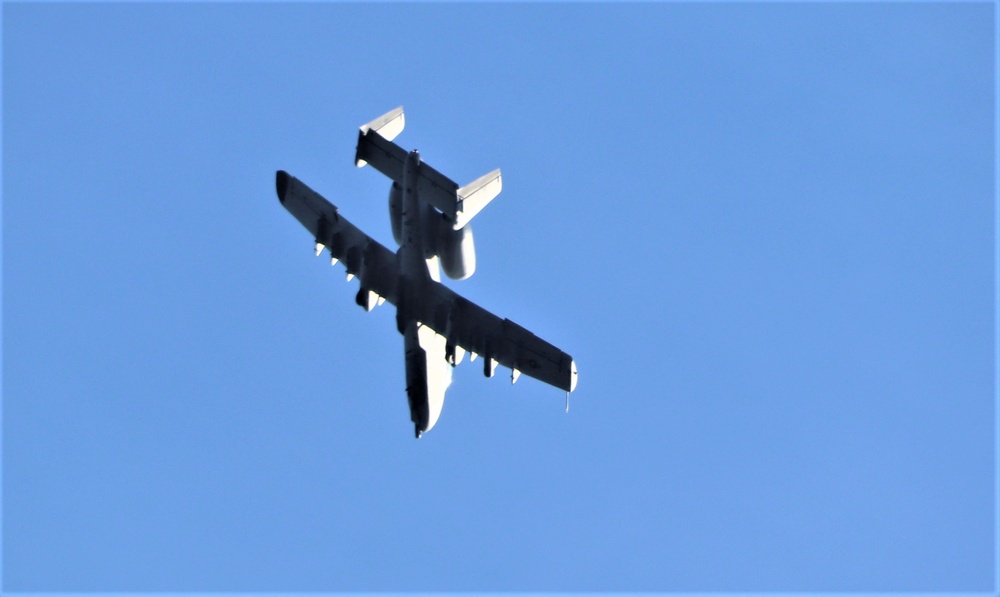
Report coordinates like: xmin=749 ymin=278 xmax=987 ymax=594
xmin=276 ymin=107 xmax=577 ymax=438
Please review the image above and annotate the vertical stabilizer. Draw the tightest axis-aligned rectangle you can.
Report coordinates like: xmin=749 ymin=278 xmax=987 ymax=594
xmin=361 ymin=106 xmax=405 ymax=141
xmin=454 ymin=169 xmax=502 ymax=230
xmin=356 ymin=107 xmax=405 ymax=168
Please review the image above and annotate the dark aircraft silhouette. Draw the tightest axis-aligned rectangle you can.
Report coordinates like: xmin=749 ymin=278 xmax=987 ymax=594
xmin=276 ymin=108 xmax=577 ymax=437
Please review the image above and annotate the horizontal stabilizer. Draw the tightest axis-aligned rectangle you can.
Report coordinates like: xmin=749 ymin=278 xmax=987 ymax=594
xmin=354 ymin=108 xmax=500 ymax=229
xmin=455 ymin=169 xmax=502 ymax=230
xmin=355 ymin=127 xmax=464 ymax=220
xmin=355 ymin=107 xmax=405 ymax=167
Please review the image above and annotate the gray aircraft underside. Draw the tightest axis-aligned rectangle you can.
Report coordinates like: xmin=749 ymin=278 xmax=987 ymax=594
xmin=276 ymin=107 xmax=577 ymax=438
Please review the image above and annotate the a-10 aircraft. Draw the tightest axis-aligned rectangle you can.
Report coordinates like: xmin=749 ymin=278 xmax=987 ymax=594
xmin=276 ymin=107 xmax=577 ymax=438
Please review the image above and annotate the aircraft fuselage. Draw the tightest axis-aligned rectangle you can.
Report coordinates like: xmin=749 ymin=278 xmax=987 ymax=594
xmin=397 ymin=150 xmax=450 ymax=437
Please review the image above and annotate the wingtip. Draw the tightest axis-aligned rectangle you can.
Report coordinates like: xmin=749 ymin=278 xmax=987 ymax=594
xmin=275 ymin=170 xmax=289 ymax=203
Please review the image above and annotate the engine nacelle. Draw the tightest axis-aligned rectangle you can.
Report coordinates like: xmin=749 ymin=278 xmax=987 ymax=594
xmin=388 ymin=182 xmax=403 ymax=245
xmin=393 ymin=178 xmax=476 ymax=280
xmin=437 ymin=223 xmax=476 ymax=280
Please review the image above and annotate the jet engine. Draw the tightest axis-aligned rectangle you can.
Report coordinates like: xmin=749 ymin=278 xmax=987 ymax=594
xmin=437 ymin=223 xmax=475 ymax=280
xmin=392 ymin=180 xmax=477 ymax=280
xmin=422 ymin=212 xmax=476 ymax=280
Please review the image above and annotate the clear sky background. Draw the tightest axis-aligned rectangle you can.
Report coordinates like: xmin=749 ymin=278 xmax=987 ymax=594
xmin=2 ymin=2 xmax=995 ymax=593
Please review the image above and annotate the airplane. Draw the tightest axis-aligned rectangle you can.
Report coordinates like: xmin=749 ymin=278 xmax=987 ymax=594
xmin=275 ymin=107 xmax=577 ymax=438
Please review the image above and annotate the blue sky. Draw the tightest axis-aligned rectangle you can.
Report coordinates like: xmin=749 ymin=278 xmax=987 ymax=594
xmin=2 ymin=2 xmax=995 ymax=592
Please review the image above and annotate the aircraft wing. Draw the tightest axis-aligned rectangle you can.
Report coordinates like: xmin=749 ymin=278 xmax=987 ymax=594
xmin=418 ymin=281 xmax=578 ymax=394
xmin=276 ymin=171 xmax=399 ymax=306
